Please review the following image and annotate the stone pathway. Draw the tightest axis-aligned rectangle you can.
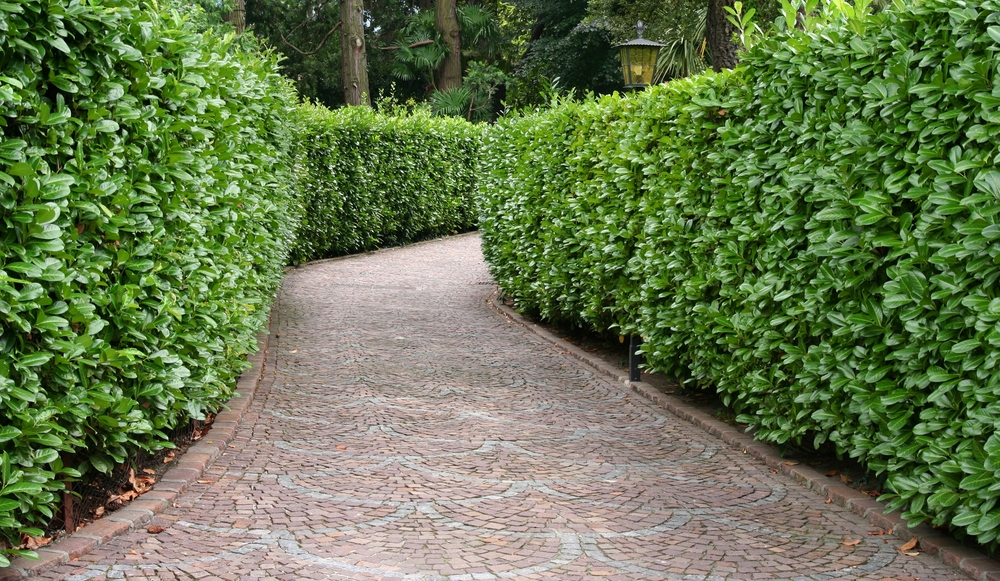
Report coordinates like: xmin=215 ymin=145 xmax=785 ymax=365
xmin=42 ymin=234 xmax=963 ymax=580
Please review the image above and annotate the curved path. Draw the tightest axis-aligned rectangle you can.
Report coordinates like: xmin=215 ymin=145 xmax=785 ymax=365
xmin=44 ymin=234 xmax=960 ymax=580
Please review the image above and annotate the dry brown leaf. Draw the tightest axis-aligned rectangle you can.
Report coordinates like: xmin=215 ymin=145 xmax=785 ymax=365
xmin=826 ymin=469 xmax=839 ymax=477
xmin=142 ymin=468 xmax=155 ymax=475
xmin=336 ymin=445 xmax=347 ymax=450
xmin=903 ymin=551 xmax=920 ymax=556
xmin=841 ymin=539 xmax=861 ymax=546
xmin=868 ymin=530 xmax=886 ymax=536
xmin=163 ymin=451 xmax=176 ymax=463
xmin=899 ymin=537 xmax=918 ymax=552
xmin=783 ymin=461 xmax=799 ymax=466
xmin=197 ymin=479 xmax=212 ymax=484
xmin=129 ymin=550 xmax=138 ymax=555
xmin=94 ymin=506 xmax=105 ymax=517
xmin=839 ymin=473 xmax=854 ymax=484
xmin=20 ymin=535 xmax=52 ymax=550
xmin=825 ymin=498 xmax=832 ymax=504
xmin=147 ymin=526 xmax=166 ymax=534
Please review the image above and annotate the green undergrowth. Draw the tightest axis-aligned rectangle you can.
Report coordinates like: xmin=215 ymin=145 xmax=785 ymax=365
xmin=290 ymin=104 xmax=481 ymax=263
xmin=0 ymin=0 xmax=299 ymax=562
xmin=479 ymin=0 xmax=1000 ymax=548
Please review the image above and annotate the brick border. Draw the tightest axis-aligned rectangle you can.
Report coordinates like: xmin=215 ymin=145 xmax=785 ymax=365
xmin=0 ymin=317 xmax=276 ymax=581
xmin=488 ymin=291 xmax=1000 ymax=581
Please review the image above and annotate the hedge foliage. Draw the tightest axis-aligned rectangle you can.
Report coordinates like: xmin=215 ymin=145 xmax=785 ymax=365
xmin=291 ymin=104 xmax=480 ymax=263
xmin=480 ymin=0 xmax=1000 ymax=546
xmin=0 ymin=0 xmax=299 ymax=561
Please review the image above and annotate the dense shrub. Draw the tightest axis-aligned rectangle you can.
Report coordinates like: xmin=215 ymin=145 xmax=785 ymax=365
xmin=480 ymin=0 xmax=1000 ymax=546
xmin=0 ymin=0 xmax=299 ymax=561
xmin=291 ymin=104 xmax=480 ymax=262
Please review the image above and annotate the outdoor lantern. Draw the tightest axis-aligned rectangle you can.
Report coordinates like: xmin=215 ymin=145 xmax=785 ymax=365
xmin=615 ymin=21 xmax=664 ymax=89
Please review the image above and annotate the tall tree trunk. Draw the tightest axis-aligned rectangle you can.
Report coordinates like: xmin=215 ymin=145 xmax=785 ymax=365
xmin=435 ymin=0 xmax=463 ymax=90
xmin=227 ymin=0 xmax=246 ymax=34
xmin=706 ymin=0 xmax=738 ymax=71
xmin=341 ymin=0 xmax=370 ymax=106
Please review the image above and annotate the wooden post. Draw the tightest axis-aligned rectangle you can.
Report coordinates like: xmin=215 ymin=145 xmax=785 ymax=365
xmin=63 ymin=481 xmax=75 ymax=534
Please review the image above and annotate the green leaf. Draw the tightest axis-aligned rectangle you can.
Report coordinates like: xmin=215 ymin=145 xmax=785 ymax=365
xmin=17 ymin=352 xmax=53 ymax=368
xmin=960 ymin=471 xmax=993 ymax=491
xmin=0 ymin=482 xmax=42 ymax=496
xmin=0 ymin=427 xmax=21 ymax=443
xmin=980 ymin=510 xmax=1000 ymax=533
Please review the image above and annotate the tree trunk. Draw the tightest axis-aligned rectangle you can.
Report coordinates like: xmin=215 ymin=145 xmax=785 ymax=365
xmin=227 ymin=0 xmax=246 ymax=34
xmin=340 ymin=0 xmax=370 ymax=106
xmin=435 ymin=0 xmax=463 ymax=90
xmin=706 ymin=0 xmax=738 ymax=71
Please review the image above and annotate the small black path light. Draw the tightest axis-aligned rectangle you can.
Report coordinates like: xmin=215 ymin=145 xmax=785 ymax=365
xmin=629 ymin=335 xmax=643 ymax=382
xmin=615 ymin=21 xmax=665 ymax=89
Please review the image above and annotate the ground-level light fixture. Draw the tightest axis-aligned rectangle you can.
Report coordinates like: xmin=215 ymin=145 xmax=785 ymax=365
xmin=615 ymin=21 xmax=664 ymax=89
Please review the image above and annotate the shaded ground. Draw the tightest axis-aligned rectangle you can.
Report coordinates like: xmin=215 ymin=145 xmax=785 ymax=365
xmin=40 ymin=234 xmax=963 ymax=580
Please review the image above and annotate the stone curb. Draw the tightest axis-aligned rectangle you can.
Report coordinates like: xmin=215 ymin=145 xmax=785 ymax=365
xmin=488 ymin=292 xmax=1000 ymax=581
xmin=0 ymin=318 xmax=276 ymax=581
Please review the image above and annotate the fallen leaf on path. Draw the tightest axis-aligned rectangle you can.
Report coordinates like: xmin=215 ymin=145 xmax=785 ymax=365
xmin=783 ymin=461 xmax=799 ymax=466
xmin=197 ymin=479 xmax=212 ymax=484
xmin=336 ymin=445 xmax=347 ymax=450
xmin=840 ymin=473 xmax=854 ymax=484
xmin=147 ymin=526 xmax=165 ymax=534
xmin=903 ymin=551 xmax=920 ymax=556
xmin=20 ymin=535 xmax=51 ymax=550
xmin=826 ymin=469 xmax=839 ymax=477
xmin=899 ymin=538 xmax=918 ymax=552
xmin=841 ymin=539 xmax=861 ymax=546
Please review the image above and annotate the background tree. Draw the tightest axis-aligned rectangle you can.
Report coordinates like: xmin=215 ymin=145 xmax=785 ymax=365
xmin=435 ymin=0 xmax=464 ymax=89
xmin=247 ymin=0 xmax=346 ymax=106
xmin=504 ymin=0 xmax=621 ymax=109
xmin=342 ymin=0 xmax=371 ymax=104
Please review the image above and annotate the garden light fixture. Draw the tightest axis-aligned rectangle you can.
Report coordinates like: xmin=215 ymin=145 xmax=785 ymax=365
xmin=615 ymin=21 xmax=664 ymax=89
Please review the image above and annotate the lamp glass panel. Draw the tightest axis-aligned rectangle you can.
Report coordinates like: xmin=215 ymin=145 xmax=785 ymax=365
xmin=620 ymin=45 xmax=659 ymax=87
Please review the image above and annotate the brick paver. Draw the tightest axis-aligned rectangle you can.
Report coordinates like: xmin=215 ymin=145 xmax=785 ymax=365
xmin=40 ymin=234 xmax=964 ymax=580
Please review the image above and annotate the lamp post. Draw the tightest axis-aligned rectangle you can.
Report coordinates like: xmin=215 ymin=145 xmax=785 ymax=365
xmin=615 ymin=21 xmax=664 ymax=89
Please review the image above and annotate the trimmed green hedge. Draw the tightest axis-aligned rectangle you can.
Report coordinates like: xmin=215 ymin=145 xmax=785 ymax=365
xmin=0 ymin=0 xmax=299 ymax=561
xmin=291 ymin=104 xmax=480 ymax=263
xmin=480 ymin=0 xmax=1000 ymax=546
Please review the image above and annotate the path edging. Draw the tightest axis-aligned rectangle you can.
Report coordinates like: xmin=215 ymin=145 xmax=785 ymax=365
xmin=488 ymin=291 xmax=1000 ymax=581
xmin=0 ymin=321 xmax=275 ymax=581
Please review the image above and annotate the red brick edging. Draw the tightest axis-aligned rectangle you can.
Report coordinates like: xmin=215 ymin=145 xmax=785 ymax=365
xmin=488 ymin=292 xmax=1000 ymax=581
xmin=0 ymin=321 xmax=276 ymax=581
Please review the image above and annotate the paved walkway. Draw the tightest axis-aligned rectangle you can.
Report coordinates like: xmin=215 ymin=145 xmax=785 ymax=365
xmin=43 ymin=234 xmax=962 ymax=580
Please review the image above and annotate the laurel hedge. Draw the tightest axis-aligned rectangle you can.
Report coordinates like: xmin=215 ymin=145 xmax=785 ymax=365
xmin=0 ymin=0 xmax=299 ymax=563
xmin=290 ymin=104 xmax=480 ymax=263
xmin=479 ymin=0 xmax=1000 ymax=546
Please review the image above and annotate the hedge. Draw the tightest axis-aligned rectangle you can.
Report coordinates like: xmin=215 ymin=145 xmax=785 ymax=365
xmin=0 ymin=0 xmax=299 ymax=562
xmin=479 ymin=0 xmax=1000 ymax=547
xmin=290 ymin=104 xmax=481 ymax=263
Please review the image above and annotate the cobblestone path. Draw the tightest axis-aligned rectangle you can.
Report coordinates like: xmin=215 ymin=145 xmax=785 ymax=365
xmin=45 ymin=234 xmax=963 ymax=580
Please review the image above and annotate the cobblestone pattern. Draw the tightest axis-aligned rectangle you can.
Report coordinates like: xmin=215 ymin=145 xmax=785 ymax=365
xmin=38 ymin=234 xmax=965 ymax=580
